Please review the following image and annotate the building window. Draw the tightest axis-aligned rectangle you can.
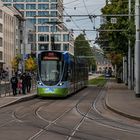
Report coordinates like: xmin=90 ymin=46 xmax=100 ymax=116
xmin=38 ymin=11 xmax=49 ymax=16
xmin=38 ymin=26 xmax=49 ymax=32
xmin=14 ymin=4 xmax=24 ymax=10
xmin=3 ymin=0 xmax=12 ymax=2
xmin=0 ymin=38 xmax=2 ymax=47
xmin=38 ymin=4 xmax=49 ymax=10
xmin=63 ymin=44 xmax=69 ymax=51
xmin=13 ymin=0 xmax=24 ymax=2
xmin=26 ymin=0 xmax=36 ymax=2
xmin=51 ymin=26 xmax=57 ymax=32
xmin=26 ymin=4 xmax=36 ymax=10
xmin=27 ymin=19 xmax=36 ymax=24
xmin=38 ymin=44 xmax=48 ymax=50
xmin=51 ymin=0 xmax=57 ymax=2
xmin=38 ymin=18 xmax=49 ymax=24
xmin=63 ymin=34 xmax=69 ymax=42
xmin=38 ymin=0 xmax=49 ymax=2
xmin=26 ymin=11 xmax=36 ymax=17
xmin=0 ymin=51 xmax=2 ymax=60
xmin=0 ymin=10 xmax=2 ymax=19
xmin=38 ymin=34 xmax=49 ymax=41
xmin=52 ymin=44 xmax=61 ymax=50
xmin=53 ymin=34 xmax=61 ymax=42
xmin=51 ymin=4 xmax=57 ymax=9
xmin=0 ymin=24 xmax=2 ymax=33
xmin=50 ymin=11 xmax=57 ymax=17
xmin=3 ymin=3 xmax=11 ymax=6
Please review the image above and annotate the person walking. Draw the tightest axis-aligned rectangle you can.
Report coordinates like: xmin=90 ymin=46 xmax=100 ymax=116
xmin=17 ymin=79 xmax=22 ymax=94
xmin=26 ymin=73 xmax=32 ymax=93
xmin=10 ymin=74 xmax=18 ymax=96
xmin=20 ymin=73 xmax=27 ymax=95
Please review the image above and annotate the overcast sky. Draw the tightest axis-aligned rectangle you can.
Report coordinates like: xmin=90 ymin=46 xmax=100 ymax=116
xmin=63 ymin=0 xmax=106 ymax=47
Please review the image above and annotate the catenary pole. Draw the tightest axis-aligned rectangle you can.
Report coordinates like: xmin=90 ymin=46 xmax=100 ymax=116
xmin=135 ymin=0 xmax=140 ymax=97
xmin=128 ymin=0 xmax=132 ymax=89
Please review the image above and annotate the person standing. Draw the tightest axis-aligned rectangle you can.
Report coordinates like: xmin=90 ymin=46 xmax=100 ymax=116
xmin=26 ymin=73 xmax=32 ymax=93
xmin=10 ymin=74 xmax=18 ymax=96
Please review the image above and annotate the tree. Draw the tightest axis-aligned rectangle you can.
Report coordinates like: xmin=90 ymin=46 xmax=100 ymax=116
xmin=96 ymin=0 xmax=135 ymax=73
xmin=11 ymin=55 xmax=21 ymax=72
xmin=25 ymin=56 xmax=37 ymax=72
xmin=74 ymin=34 xmax=96 ymax=70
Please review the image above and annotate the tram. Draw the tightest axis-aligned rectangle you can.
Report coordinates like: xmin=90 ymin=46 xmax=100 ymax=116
xmin=37 ymin=51 xmax=88 ymax=97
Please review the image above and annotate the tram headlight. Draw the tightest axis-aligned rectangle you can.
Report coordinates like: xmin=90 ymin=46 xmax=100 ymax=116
xmin=38 ymin=81 xmax=43 ymax=86
xmin=57 ymin=82 xmax=64 ymax=86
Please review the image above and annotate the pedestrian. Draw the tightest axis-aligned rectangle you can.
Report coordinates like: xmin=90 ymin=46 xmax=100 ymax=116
xmin=26 ymin=73 xmax=32 ymax=93
xmin=10 ymin=73 xmax=18 ymax=96
xmin=20 ymin=73 xmax=27 ymax=94
xmin=17 ymin=79 xmax=22 ymax=94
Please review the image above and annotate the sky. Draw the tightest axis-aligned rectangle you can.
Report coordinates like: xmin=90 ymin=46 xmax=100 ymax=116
xmin=63 ymin=0 xmax=106 ymax=47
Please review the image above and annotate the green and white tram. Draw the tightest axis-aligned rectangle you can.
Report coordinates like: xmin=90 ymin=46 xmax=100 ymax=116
xmin=37 ymin=51 xmax=88 ymax=97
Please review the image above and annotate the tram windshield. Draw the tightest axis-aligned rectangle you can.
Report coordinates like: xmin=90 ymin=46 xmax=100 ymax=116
xmin=39 ymin=52 xmax=63 ymax=85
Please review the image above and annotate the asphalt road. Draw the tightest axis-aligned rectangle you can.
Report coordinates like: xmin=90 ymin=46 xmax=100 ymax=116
xmin=0 ymin=86 xmax=140 ymax=140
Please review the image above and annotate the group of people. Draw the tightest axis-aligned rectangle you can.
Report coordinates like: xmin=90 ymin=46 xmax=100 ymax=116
xmin=10 ymin=72 xmax=32 ymax=96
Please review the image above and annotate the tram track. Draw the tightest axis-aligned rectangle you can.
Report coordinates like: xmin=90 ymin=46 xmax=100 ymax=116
xmin=75 ymin=85 xmax=140 ymax=137
xmin=0 ymin=85 xmax=140 ymax=140
xmin=0 ymin=99 xmax=57 ymax=129
xmin=28 ymin=89 xmax=91 ymax=140
xmin=25 ymin=86 xmax=140 ymax=140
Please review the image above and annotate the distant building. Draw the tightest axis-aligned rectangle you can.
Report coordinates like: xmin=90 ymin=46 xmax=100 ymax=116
xmin=2 ymin=0 xmax=74 ymax=54
xmin=92 ymin=47 xmax=113 ymax=73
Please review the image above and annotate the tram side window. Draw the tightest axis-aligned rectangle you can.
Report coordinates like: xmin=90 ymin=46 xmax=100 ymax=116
xmin=70 ymin=61 xmax=74 ymax=82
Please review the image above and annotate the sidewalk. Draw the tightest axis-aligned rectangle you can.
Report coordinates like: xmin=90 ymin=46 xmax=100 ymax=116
xmin=105 ymin=79 xmax=140 ymax=121
xmin=0 ymin=91 xmax=37 ymax=108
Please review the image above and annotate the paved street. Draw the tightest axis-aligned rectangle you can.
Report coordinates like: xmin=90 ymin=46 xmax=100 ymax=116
xmin=0 ymin=84 xmax=140 ymax=140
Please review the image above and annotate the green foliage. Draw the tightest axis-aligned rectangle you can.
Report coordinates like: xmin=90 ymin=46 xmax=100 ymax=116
xmin=88 ymin=75 xmax=107 ymax=87
xmin=97 ymin=0 xmax=135 ymax=69
xmin=11 ymin=55 xmax=22 ymax=72
xmin=74 ymin=34 xmax=96 ymax=67
xmin=25 ymin=56 xmax=37 ymax=72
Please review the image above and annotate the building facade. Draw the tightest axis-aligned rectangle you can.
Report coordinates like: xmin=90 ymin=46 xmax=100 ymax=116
xmin=2 ymin=0 xmax=74 ymax=54
xmin=0 ymin=1 xmax=24 ymax=77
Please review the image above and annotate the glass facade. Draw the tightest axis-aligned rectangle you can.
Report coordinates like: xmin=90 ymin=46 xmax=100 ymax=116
xmin=38 ymin=44 xmax=49 ymax=50
xmin=53 ymin=34 xmax=61 ymax=42
xmin=2 ymin=0 xmax=73 ymax=53
xmin=38 ymin=4 xmax=49 ymax=10
xmin=63 ymin=34 xmax=69 ymax=42
xmin=0 ymin=38 xmax=2 ymax=47
xmin=51 ymin=4 xmax=57 ymax=9
xmin=38 ymin=26 xmax=49 ymax=32
xmin=38 ymin=0 xmax=49 ymax=2
xmin=26 ymin=0 xmax=36 ymax=2
xmin=26 ymin=11 xmax=36 ymax=17
xmin=38 ymin=11 xmax=49 ymax=16
xmin=63 ymin=44 xmax=69 ymax=51
xmin=27 ymin=19 xmax=36 ymax=24
xmin=38 ymin=18 xmax=49 ymax=24
xmin=26 ymin=4 xmax=36 ymax=10
xmin=38 ymin=34 xmax=49 ymax=41
xmin=14 ymin=4 xmax=24 ymax=9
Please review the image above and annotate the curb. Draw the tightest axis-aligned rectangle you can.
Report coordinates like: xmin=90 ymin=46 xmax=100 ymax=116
xmin=0 ymin=94 xmax=37 ymax=109
xmin=105 ymin=95 xmax=140 ymax=121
